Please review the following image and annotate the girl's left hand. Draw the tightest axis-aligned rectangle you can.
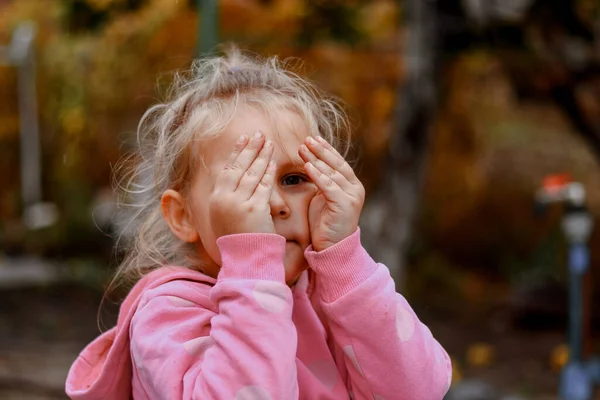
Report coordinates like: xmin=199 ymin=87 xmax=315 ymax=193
xmin=299 ymin=136 xmax=365 ymax=252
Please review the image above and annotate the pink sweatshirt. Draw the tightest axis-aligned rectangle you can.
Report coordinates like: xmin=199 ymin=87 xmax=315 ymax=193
xmin=66 ymin=229 xmax=451 ymax=399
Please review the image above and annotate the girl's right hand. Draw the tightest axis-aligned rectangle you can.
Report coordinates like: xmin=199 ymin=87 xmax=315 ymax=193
xmin=209 ymin=132 xmax=276 ymax=238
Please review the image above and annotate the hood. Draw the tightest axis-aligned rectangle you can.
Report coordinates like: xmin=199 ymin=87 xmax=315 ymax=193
xmin=65 ymin=266 xmax=216 ymax=400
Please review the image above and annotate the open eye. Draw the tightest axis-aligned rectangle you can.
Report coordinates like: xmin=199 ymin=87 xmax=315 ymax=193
xmin=281 ymin=174 xmax=308 ymax=186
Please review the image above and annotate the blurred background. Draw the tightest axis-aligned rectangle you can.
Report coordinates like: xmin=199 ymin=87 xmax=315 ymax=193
xmin=1 ymin=0 xmax=600 ymax=399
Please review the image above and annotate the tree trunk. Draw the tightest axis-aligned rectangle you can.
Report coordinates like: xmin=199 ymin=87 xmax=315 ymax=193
xmin=360 ymin=0 xmax=438 ymax=291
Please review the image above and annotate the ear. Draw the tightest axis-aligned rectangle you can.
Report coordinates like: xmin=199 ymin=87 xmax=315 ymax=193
xmin=160 ymin=189 xmax=199 ymax=243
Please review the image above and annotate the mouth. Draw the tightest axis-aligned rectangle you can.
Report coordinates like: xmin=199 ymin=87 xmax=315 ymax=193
xmin=286 ymin=239 xmax=304 ymax=249
xmin=286 ymin=239 xmax=310 ymax=251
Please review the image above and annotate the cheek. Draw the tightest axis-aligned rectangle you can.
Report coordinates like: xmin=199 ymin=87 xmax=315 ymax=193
xmin=289 ymin=191 xmax=314 ymax=215
xmin=188 ymin=171 xmax=218 ymax=224
xmin=195 ymin=203 xmax=221 ymax=262
xmin=188 ymin=180 xmax=222 ymax=264
xmin=188 ymin=186 xmax=210 ymax=231
xmin=285 ymin=191 xmax=315 ymax=243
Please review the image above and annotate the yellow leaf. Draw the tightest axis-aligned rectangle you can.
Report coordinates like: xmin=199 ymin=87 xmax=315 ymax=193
xmin=466 ymin=342 xmax=495 ymax=368
xmin=550 ymin=344 xmax=569 ymax=372
xmin=85 ymin=0 xmax=117 ymax=12
xmin=61 ymin=107 xmax=86 ymax=137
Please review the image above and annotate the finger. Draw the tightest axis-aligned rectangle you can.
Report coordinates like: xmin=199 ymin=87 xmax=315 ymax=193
xmin=237 ymin=139 xmax=274 ymax=199
xmin=304 ymin=161 xmax=343 ymax=204
xmin=253 ymin=160 xmax=277 ymax=202
xmin=220 ymin=132 xmax=266 ymax=191
xmin=299 ymin=144 xmax=352 ymax=191
xmin=225 ymin=134 xmax=248 ymax=165
xmin=305 ymin=136 xmax=359 ymax=184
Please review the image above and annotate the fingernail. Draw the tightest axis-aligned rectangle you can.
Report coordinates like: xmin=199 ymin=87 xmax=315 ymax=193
xmin=265 ymin=140 xmax=272 ymax=148
xmin=307 ymin=137 xmax=316 ymax=145
xmin=237 ymin=135 xmax=246 ymax=143
xmin=254 ymin=131 xmax=263 ymax=139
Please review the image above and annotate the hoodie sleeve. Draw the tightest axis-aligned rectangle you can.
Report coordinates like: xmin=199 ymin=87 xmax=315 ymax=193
xmin=129 ymin=234 xmax=299 ymax=400
xmin=304 ymin=229 xmax=452 ymax=400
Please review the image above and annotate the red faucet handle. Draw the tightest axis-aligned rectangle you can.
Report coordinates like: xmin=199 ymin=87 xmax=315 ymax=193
xmin=542 ymin=173 xmax=572 ymax=192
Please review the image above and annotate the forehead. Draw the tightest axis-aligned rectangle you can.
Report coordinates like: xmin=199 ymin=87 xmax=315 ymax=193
xmin=202 ymin=106 xmax=310 ymax=170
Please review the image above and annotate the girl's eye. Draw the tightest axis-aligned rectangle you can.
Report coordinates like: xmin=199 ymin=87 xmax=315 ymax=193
xmin=281 ymin=174 xmax=308 ymax=186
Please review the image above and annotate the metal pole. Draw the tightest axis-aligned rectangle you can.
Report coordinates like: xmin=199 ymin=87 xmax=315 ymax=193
xmin=14 ymin=25 xmax=42 ymax=207
xmin=1 ymin=22 xmax=58 ymax=229
xmin=568 ymin=243 xmax=587 ymax=362
xmin=3 ymin=22 xmax=42 ymax=208
xmin=559 ymin=200 xmax=594 ymax=399
xmin=196 ymin=0 xmax=219 ymax=57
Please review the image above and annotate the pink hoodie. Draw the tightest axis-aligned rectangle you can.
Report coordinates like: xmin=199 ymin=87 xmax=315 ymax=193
xmin=66 ymin=229 xmax=452 ymax=399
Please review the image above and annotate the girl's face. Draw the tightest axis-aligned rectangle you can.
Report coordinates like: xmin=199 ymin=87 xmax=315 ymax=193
xmin=188 ymin=106 xmax=317 ymax=285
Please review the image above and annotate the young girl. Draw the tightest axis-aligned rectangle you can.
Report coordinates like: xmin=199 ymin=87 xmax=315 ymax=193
xmin=66 ymin=49 xmax=452 ymax=400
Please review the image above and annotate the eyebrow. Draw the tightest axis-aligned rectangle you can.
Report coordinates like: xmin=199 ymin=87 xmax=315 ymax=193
xmin=278 ymin=157 xmax=306 ymax=171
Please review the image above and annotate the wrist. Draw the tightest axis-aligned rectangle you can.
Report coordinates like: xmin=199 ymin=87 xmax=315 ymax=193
xmin=312 ymin=228 xmax=357 ymax=252
xmin=217 ymin=233 xmax=286 ymax=282
xmin=304 ymin=228 xmax=378 ymax=302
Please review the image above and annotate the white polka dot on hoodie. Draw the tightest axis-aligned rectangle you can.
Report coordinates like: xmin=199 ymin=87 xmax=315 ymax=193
xmin=343 ymin=345 xmax=364 ymax=376
xmin=252 ymin=281 xmax=288 ymax=313
xmin=235 ymin=385 xmax=272 ymax=400
xmin=183 ymin=336 xmax=214 ymax=357
xmin=395 ymin=303 xmax=415 ymax=342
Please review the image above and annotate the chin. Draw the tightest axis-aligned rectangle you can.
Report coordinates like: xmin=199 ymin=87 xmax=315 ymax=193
xmin=284 ymin=243 xmax=309 ymax=287
xmin=284 ymin=267 xmax=308 ymax=287
xmin=284 ymin=258 xmax=309 ymax=287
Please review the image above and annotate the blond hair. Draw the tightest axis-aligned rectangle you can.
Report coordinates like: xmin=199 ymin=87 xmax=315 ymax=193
xmin=111 ymin=47 xmax=351 ymax=292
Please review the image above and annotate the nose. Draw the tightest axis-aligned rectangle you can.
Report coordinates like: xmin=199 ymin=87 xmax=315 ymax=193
xmin=270 ymin=187 xmax=290 ymax=219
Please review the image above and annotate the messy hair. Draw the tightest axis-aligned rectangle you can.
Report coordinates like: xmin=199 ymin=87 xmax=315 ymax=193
xmin=110 ymin=47 xmax=352 ymax=291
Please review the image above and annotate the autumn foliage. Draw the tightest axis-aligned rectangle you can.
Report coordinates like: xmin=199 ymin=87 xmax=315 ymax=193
xmin=2 ymin=0 xmax=600 ymax=297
